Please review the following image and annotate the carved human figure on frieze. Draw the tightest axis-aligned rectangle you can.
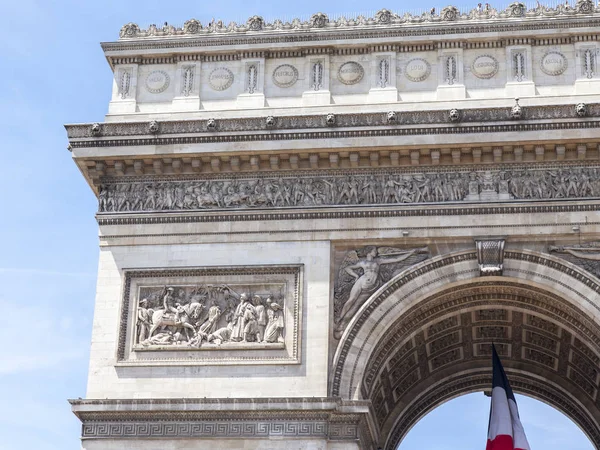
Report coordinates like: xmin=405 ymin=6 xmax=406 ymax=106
xmin=549 ymin=243 xmax=600 ymax=278
xmin=334 ymin=246 xmax=429 ymax=338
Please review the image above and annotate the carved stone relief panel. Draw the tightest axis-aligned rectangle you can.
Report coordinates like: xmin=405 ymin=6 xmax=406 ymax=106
xmin=117 ymin=265 xmax=302 ymax=366
xmin=471 ymin=54 xmax=499 ymax=79
xmin=145 ymin=70 xmax=170 ymax=93
xmin=209 ymin=67 xmax=234 ymax=91
xmin=97 ymin=165 xmax=600 ymax=214
xmin=540 ymin=50 xmax=568 ymax=76
xmin=333 ymin=245 xmax=429 ymax=338
xmin=337 ymin=61 xmax=365 ymax=85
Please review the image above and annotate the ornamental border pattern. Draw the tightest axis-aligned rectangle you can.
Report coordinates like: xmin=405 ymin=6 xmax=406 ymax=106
xmin=116 ymin=265 xmax=302 ymax=365
xmin=96 ymin=202 xmax=600 ymax=226
xmin=104 ymin=15 xmax=600 ymax=53
xmin=66 ymin=103 xmax=600 ymax=141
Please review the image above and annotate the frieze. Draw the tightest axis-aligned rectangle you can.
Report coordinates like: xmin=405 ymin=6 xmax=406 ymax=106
xmin=116 ymin=265 xmax=302 ymax=366
xmin=115 ymin=3 xmax=600 ymax=42
xmin=97 ymin=166 xmax=600 ymax=214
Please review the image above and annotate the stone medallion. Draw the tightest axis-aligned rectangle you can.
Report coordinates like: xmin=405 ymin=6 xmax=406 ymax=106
xmin=471 ymin=55 xmax=499 ymax=79
xmin=540 ymin=51 xmax=568 ymax=76
xmin=405 ymin=58 xmax=431 ymax=82
xmin=145 ymin=70 xmax=170 ymax=93
xmin=272 ymin=64 xmax=299 ymax=88
xmin=337 ymin=61 xmax=364 ymax=85
xmin=209 ymin=67 xmax=234 ymax=91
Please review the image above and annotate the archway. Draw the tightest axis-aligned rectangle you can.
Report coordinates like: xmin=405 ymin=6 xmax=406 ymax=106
xmin=399 ymin=393 xmax=594 ymax=449
xmin=331 ymin=250 xmax=600 ymax=449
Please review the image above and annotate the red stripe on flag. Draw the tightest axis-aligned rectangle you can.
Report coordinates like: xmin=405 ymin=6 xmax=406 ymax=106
xmin=486 ymin=434 xmax=513 ymax=450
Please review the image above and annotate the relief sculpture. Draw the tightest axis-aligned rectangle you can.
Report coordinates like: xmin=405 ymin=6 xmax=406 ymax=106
xmin=134 ymin=284 xmax=285 ymax=349
xmin=333 ymin=246 xmax=429 ymax=338
xmin=98 ymin=167 xmax=600 ymax=213
xmin=549 ymin=243 xmax=600 ymax=278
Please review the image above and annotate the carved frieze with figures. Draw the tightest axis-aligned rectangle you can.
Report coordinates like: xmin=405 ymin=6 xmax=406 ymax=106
xmin=117 ymin=265 xmax=302 ymax=366
xmin=98 ymin=166 xmax=600 ymax=213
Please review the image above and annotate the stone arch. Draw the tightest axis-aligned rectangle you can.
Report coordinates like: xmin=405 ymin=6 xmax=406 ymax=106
xmin=330 ymin=250 xmax=600 ymax=449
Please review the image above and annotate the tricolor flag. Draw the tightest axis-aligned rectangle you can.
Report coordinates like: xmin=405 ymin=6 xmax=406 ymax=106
xmin=486 ymin=344 xmax=531 ymax=450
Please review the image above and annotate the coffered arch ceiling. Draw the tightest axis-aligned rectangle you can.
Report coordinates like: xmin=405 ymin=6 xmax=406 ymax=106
xmin=330 ymin=250 xmax=600 ymax=449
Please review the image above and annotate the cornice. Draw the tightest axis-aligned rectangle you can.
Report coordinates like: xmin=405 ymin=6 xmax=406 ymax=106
xmin=67 ymin=103 xmax=600 ymax=143
xmin=104 ymin=2 xmax=600 ymax=56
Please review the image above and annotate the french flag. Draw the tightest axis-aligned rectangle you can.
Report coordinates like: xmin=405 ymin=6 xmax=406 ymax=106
xmin=486 ymin=344 xmax=531 ymax=450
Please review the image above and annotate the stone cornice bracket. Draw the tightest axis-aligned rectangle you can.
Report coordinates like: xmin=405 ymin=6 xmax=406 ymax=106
xmin=475 ymin=238 xmax=506 ymax=276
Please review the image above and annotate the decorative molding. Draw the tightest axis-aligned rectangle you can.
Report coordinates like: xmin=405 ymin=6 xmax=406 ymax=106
xmin=113 ymin=5 xmax=600 ymax=45
xmin=116 ymin=265 xmax=302 ymax=366
xmin=65 ymin=103 xmax=600 ymax=144
xmin=95 ymin=201 xmax=600 ymax=227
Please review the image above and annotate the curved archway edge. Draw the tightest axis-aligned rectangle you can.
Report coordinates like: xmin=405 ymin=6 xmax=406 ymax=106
xmin=330 ymin=250 xmax=600 ymax=449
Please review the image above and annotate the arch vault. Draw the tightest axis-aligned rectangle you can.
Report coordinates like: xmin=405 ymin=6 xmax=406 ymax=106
xmin=332 ymin=250 xmax=600 ymax=449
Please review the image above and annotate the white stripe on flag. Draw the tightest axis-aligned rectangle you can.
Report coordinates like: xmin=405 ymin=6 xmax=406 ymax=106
xmin=488 ymin=386 xmax=513 ymax=440
xmin=509 ymin=398 xmax=531 ymax=450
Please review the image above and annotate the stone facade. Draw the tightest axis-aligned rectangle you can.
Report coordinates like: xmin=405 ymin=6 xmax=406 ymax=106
xmin=69 ymin=4 xmax=600 ymax=450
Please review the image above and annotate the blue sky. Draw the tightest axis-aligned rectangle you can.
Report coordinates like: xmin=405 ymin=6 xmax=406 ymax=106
xmin=0 ymin=0 xmax=594 ymax=449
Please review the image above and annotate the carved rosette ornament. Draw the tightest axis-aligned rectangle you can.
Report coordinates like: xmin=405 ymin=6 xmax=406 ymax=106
xmin=375 ymin=8 xmax=393 ymax=24
xmin=310 ymin=12 xmax=329 ymax=28
xmin=441 ymin=6 xmax=460 ymax=21
xmin=576 ymin=0 xmax=595 ymax=13
xmin=507 ymin=2 xmax=526 ymax=17
xmin=183 ymin=18 xmax=202 ymax=34
xmin=246 ymin=15 xmax=264 ymax=31
xmin=119 ymin=22 xmax=140 ymax=38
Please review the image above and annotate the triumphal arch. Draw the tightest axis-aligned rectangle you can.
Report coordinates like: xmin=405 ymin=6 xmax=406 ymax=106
xmin=68 ymin=2 xmax=600 ymax=448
